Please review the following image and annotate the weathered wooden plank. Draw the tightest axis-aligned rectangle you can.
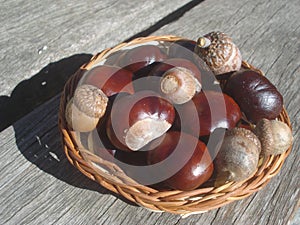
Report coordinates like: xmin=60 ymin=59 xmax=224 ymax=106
xmin=0 ymin=0 xmax=193 ymax=97
xmin=0 ymin=0 xmax=299 ymax=224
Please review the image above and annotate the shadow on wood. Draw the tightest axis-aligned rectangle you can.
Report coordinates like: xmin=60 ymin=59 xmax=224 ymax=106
xmin=11 ymin=55 xmax=138 ymax=207
xmin=0 ymin=54 xmax=92 ymax=132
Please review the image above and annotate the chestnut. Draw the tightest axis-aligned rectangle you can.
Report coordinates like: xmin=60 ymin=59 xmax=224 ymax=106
xmin=83 ymin=65 xmax=134 ymax=96
xmin=147 ymin=131 xmax=214 ymax=191
xmin=65 ymin=84 xmax=108 ymax=132
xmin=85 ymin=129 xmax=116 ymax=161
xmin=224 ymin=69 xmax=283 ymax=123
xmin=114 ymin=150 xmax=148 ymax=166
xmin=119 ymin=45 xmax=167 ymax=73
xmin=168 ymin=39 xmax=197 ymax=60
xmin=149 ymin=58 xmax=201 ymax=81
xmin=177 ymin=91 xmax=242 ymax=137
xmin=103 ymin=50 xmax=128 ymax=66
xmin=106 ymin=91 xmax=175 ymax=151
xmin=194 ymin=31 xmax=242 ymax=75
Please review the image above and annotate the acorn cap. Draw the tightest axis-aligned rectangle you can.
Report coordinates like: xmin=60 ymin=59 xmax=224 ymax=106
xmin=65 ymin=84 xmax=108 ymax=132
xmin=73 ymin=84 xmax=108 ymax=118
xmin=195 ymin=31 xmax=242 ymax=75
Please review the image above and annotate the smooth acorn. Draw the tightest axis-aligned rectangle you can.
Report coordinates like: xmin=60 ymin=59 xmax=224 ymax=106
xmin=147 ymin=131 xmax=214 ymax=191
xmin=65 ymin=84 xmax=108 ymax=132
xmin=177 ymin=91 xmax=242 ymax=136
xmin=254 ymin=118 xmax=293 ymax=156
xmin=106 ymin=91 xmax=175 ymax=151
xmin=194 ymin=31 xmax=242 ymax=75
xmin=224 ymin=70 xmax=283 ymax=123
xmin=215 ymin=127 xmax=260 ymax=182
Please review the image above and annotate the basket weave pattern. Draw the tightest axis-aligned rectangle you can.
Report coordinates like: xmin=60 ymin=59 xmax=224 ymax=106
xmin=58 ymin=36 xmax=292 ymax=215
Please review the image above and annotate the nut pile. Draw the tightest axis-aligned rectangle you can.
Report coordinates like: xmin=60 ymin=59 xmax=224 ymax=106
xmin=65 ymin=31 xmax=293 ymax=191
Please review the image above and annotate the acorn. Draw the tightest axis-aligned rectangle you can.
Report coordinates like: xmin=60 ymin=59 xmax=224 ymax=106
xmin=254 ymin=119 xmax=293 ymax=156
xmin=194 ymin=31 xmax=242 ymax=75
xmin=65 ymin=84 xmax=108 ymax=132
xmin=215 ymin=127 xmax=260 ymax=182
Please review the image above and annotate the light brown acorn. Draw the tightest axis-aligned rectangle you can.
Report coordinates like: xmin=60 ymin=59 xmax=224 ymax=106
xmin=254 ymin=118 xmax=293 ymax=156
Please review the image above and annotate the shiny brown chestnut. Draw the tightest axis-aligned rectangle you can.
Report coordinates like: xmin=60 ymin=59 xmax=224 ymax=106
xmin=106 ymin=91 xmax=175 ymax=151
xmin=103 ymin=50 xmax=128 ymax=66
xmin=147 ymin=131 xmax=214 ymax=191
xmin=149 ymin=58 xmax=202 ymax=80
xmin=114 ymin=150 xmax=148 ymax=166
xmin=86 ymin=129 xmax=116 ymax=161
xmin=224 ymin=70 xmax=283 ymax=123
xmin=119 ymin=45 xmax=167 ymax=73
xmin=84 ymin=65 xmax=134 ymax=96
xmin=168 ymin=39 xmax=197 ymax=60
xmin=176 ymin=91 xmax=242 ymax=137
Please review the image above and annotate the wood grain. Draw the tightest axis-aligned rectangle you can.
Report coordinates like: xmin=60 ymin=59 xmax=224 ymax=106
xmin=0 ymin=0 xmax=299 ymax=224
xmin=0 ymin=0 xmax=192 ymax=97
xmin=0 ymin=0 xmax=199 ymax=131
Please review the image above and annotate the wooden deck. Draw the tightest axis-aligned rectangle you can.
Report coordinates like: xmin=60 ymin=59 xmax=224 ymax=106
xmin=1 ymin=0 xmax=299 ymax=224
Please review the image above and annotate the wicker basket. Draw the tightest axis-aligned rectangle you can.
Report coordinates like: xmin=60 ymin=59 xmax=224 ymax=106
xmin=58 ymin=35 xmax=292 ymax=216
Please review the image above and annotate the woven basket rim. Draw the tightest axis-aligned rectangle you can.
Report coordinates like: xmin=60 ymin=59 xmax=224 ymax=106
xmin=58 ymin=35 xmax=293 ymax=216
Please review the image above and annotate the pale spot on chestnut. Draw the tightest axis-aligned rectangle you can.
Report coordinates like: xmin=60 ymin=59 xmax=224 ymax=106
xmin=106 ymin=92 xmax=175 ymax=151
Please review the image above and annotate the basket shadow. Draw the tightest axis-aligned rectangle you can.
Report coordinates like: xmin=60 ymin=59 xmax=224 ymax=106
xmin=0 ymin=54 xmax=92 ymax=132
xmin=11 ymin=54 xmax=138 ymax=207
